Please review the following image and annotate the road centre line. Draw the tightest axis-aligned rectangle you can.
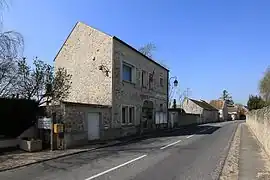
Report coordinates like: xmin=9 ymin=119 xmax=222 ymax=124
xmin=160 ymin=140 xmax=182 ymax=150
xmin=85 ymin=125 xmax=216 ymax=179
xmin=186 ymin=135 xmax=194 ymax=138
xmin=85 ymin=154 xmax=147 ymax=180
xmin=161 ymin=126 xmax=214 ymax=149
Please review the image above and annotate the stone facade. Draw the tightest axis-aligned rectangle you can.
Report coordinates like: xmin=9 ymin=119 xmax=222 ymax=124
xmin=112 ymin=39 xmax=168 ymax=131
xmin=62 ymin=102 xmax=112 ymax=148
xmin=246 ymin=106 xmax=270 ymax=156
xmin=182 ymin=98 xmax=219 ymax=123
xmin=210 ymin=100 xmax=228 ymax=121
xmin=54 ymin=22 xmax=113 ymax=106
xmin=54 ymin=22 xmax=169 ymax=141
xmin=202 ymin=109 xmax=219 ymax=123
xmin=182 ymin=98 xmax=203 ymax=115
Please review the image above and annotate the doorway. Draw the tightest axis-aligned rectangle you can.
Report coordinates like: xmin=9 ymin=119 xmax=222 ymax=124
xmin=87 ymin=113 xmax=100 ymax=140
xmin=142 ymin=100 xmax=154 ymax=129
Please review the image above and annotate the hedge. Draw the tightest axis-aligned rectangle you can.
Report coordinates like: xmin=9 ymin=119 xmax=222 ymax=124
xmin=0 ymin=98 xmax=39 ymax=138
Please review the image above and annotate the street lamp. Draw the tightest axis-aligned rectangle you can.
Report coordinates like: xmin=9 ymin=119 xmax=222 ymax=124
xmin=169 ymin=76 xmax=178 ymax=88
xmin=168 ymin=76 xmax=178 ymax=108
xmin=173 ymin=79 xmax=178 ymax=87
xmin=168 ymin=76 xmax=178 ymax=129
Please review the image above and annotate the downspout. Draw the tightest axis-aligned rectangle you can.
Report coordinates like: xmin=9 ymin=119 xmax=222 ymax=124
xmin=166 ymin=70 xmax=169 ymax=129
xmin=111 ymin=37 xmax=115 ymax=130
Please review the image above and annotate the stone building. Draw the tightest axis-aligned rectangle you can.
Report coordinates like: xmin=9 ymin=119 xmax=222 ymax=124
xmin=54 ymin=22 xmax=169 ymax=147
xmin=209 ymin=99 xmax=229 ymax=121
xmin=182 ymin=98 xmax=219 ymax=123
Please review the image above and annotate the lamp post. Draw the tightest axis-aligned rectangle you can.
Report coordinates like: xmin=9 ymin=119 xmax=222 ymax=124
xmin=168 ymin=76 xmax=178 ymax=129
xmin=170 ymin=76 xmax=178 ymax=87
xmin=169 ymin=76 xmax=178 ymax=107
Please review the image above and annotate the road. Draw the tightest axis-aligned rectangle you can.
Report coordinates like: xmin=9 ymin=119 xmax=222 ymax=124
xmin=0 ymin=121 xmax=240 ymax=180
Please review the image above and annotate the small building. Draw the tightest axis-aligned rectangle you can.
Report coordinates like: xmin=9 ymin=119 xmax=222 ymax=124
xmin=182 ymin=98 xmax=219 ymax=124
xmin=54 ymin=22 xmax=169 ymax=148
xmin=227 ymin=105 xmax=239 ymax=120
xmin=209 ymin=100 xmax=229 ymax=121
xmin=168 ymin=108 xmax=200 ymax=128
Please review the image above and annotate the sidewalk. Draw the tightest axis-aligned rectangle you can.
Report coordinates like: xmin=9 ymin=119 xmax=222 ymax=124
xmin=238 ymin=124 xmax=270 ymax=180
xmin=0 ymin=139 xmax=124 ymax=172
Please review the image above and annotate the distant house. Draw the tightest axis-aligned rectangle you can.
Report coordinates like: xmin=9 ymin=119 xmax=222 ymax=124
xmin=235 ymin=104 xmax=248 ymax=119
xmin=227 ymin=105 xmax=239 ymax=120
xmin=168 ymin=108 xmax=200 ymax=128
xmin=209 ymin=100 xmax=228 ymax=121
xmin=182 ymin=98 xmax=219 ymax=124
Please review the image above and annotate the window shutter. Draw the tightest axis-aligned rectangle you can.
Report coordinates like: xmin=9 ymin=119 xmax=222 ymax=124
xmin=155 ymin=112 xmax=159 ymax=124
xmin=132 ymin=67 xmax=136 ymax=83
xmin=120 ymin=60 xmax=123 ymax=81
xmin=136 ymin=69 xmax=141 ymax=87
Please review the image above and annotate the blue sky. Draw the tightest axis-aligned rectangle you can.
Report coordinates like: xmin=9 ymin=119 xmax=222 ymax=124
xmin=3 ymin=0 xmax=270 ymax=105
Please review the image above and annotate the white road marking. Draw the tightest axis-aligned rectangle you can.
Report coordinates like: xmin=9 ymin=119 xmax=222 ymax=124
xmin=186 ymin=135 xmax=194 ymax=138
xmin=160 ymin=140 xmax=182 ymax=150
xmin=84 ymin=154 xmax=147 ymax=180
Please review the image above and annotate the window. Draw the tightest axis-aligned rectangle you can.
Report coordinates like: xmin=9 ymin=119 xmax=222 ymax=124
xmin=122 ymin=106 xmax=127 ymax=124
xmin=160 ymin=77 xmax=164 ymax=87
xmin=155 ymin=112 xmax=167 ymax=124
xmin=160 ymin=104 xmax=164 ymax=111
xmin=121 ymin=105 xmax=135 ymax=124
xmin=129 ymin=107 xmax=135 ymax=124
xmin=141 ymin=70 xmax=147 ymax=87
xmin=148 ymin=73 xmax=153 ymax=89
xmin=122 ymin=63 xmax=132 ymax=82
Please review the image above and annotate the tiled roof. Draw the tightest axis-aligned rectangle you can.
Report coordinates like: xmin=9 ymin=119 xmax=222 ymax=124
xmin=209 ymin=100 xmax=225 ymax=110
xmin=189 ymin=99 xmax=218 ymax=111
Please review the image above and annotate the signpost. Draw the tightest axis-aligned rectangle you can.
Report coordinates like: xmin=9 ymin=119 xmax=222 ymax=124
xmin=37 ymin=117 xmax=54 ymax=151
xmin=38 ymin=118 xmax=52 ymax=129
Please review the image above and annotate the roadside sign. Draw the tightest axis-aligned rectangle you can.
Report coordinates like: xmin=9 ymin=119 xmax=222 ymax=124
xmin=38 ymin=117 xmax=52 ymax=129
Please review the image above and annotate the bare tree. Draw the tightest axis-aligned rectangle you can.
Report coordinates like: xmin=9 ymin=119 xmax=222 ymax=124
xmin=0 ymin=0 xmax=10 ymax=28
xmin=0 ymin=0 xmax=8 ymax=9
xmin=139 ymin=43 xmax=175 ymax=107
xmin=138 ymin=43 xmax=156 ymax=59
xmin=259 ymin=66 xmax=270 ymax=102
xmin=0 ymin=57 xmax=17 ymax=96
xmin=16 ymin=57 xmax=72 ymax=105
xmin=0 ymin=0 xmax=24 ymax=97
xmin=0 ymin=31 xmax=23 ymax=58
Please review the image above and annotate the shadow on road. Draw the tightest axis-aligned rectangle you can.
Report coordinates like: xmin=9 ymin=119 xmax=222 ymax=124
xmin=111 ymin=124 xmax=221 ymax=147
xmin=39 ymin=124 xmax=222 ymax=171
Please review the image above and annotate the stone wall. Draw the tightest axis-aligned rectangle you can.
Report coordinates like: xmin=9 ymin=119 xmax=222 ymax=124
xmin=169 ymin=111 xmax=200 ymax=127
xmin=62 ymin=102 xmax=113 ymax=148
xmin=246 ymin=106 xmax=270 ymax=155
xmin=177 ymin=113 xmax=200 ymax=126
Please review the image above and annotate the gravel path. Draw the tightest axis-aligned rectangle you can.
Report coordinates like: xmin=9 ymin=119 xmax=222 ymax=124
xmin=219 ymin=122 xmax=241 ymax=180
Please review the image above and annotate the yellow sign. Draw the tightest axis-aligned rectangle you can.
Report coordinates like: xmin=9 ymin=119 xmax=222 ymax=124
xmin=54 ymin=124 xmax=64 ymax=133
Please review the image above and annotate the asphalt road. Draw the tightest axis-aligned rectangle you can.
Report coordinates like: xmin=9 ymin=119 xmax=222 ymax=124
xmin=0 ymin=121 xmax=240 ymax=180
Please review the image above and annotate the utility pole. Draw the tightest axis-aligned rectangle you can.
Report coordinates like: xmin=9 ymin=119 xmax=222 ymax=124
xmin=186 ymin=88 xmax=191 ymax=98
xmin=180 ymin=88 xmax=191 ymax=113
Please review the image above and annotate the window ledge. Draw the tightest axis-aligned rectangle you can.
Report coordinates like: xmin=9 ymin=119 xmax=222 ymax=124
xmin=121 ymin=123 xmax=134 ymax=127
xmin=122 ymin=80 xmax=135 ymax=85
